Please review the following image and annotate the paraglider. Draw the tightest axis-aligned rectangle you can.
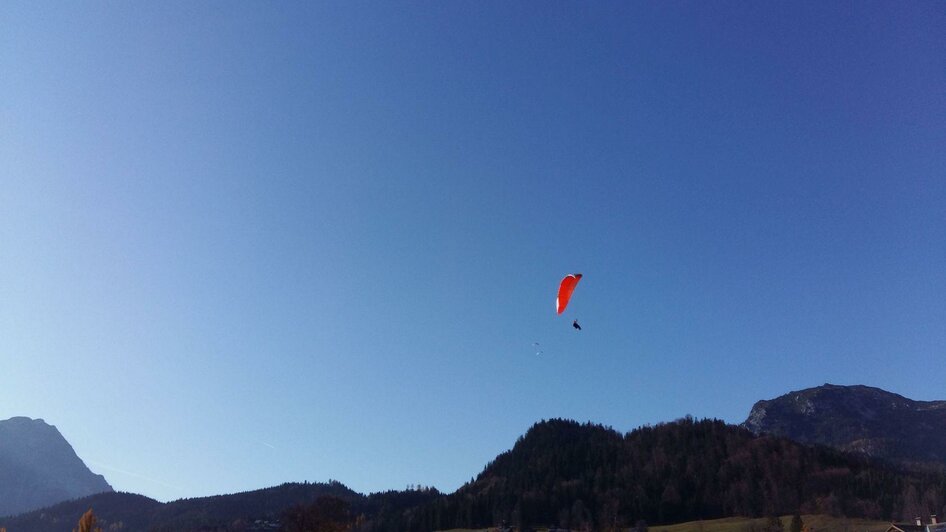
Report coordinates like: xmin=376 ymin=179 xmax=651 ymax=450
xmin=556 ymin=273 xmax=583 ymax=331
xmin=556 ymin=273 xmax=582 ymax=314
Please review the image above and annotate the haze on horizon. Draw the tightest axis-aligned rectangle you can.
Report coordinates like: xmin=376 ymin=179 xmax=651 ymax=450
xmin=1 ymin=2 xmax=943 ymax=503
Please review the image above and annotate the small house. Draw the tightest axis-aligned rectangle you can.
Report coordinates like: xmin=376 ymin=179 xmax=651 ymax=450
xmin=888 ymin=516 xmax=946 ymax=532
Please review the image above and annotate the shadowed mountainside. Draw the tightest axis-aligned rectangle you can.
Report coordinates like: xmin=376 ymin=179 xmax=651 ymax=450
xmin=0 ymin=481 xmax=440 ymax=532
xmin=365 ymin=418 xmax=946 ymax=531
xmin=0 ymin=416 xmax=112 ymax=517
xmin=7 ymin=385 xmax=946 ymax=531
xmin=742 ymin=384 xmax=946 ymax=467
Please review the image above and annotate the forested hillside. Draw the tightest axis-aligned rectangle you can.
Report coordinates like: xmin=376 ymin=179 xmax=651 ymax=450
xmin=366 ymin=418 xmax=946 ymax=531
xmin=5 ymin=418 xmax=944 ymax=532
xmin=0 ymin=482 xmax=440 ymax=532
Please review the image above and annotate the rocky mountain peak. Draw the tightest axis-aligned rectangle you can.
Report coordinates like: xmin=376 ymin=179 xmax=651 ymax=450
xmin=742 ymin=384 xmax=946 ymax=466
xmin=0 ymin=416 xmax=113 ymax=517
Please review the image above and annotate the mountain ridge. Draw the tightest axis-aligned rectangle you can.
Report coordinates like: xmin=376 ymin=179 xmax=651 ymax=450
xmin=3 ymin=416 xmax=943 ymax=531
xmin=742 ymin=383 xmax=946 ymax=466
xmin=0 ymin=416 xmax=112 ymax=517
xmin=5 ymin=383 xmax=946 ymax=530
xmin=372 ymin=416 xmax=945 ymax=531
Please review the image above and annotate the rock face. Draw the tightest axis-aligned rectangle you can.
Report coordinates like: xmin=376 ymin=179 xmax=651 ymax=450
xmin=0 ymin=417 xmax=112 ymax=517
xmin=742 ymin=383 xmax=946 ymax=466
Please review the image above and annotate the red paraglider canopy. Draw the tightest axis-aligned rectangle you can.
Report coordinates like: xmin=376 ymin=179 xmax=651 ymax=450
xmin=556 ymin=273 xmax=582 ymax=314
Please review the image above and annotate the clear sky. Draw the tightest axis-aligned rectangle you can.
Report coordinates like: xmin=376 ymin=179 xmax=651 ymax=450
xmin=1 ymin=2 xmax=944 ymax=503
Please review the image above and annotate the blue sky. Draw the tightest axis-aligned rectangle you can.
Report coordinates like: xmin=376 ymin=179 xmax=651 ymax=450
xmin=1 ymin=2 xmax=944 ymax=503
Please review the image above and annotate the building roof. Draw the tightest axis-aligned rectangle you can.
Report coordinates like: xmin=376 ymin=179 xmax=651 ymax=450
xmin=888 ymin=523 xmax=946 ymax=532
xmin=889 ymin=525 xmax=925 ymax=532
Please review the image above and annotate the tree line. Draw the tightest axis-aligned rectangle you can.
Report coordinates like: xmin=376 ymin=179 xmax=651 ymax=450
xmin=360 ymin=418 xmax=946 ymax=531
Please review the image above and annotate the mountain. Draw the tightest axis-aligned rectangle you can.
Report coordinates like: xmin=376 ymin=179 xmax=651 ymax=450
xmin=368 ymin=418 xmax=946 ymax=531
xmin=7 ymin=386 xmax=946 ymax=531
xmin=0 ymin=481 xmax=441 ymax=532
xmin=0 ymin=416 xmax=112 ymax=517
xmin=5 ymin=417 xmax=945 ymax=531
xmin=742 ymin=384 xmax=946 ymax=466
xmin=0 ymin=492 xmax=162 ymax=532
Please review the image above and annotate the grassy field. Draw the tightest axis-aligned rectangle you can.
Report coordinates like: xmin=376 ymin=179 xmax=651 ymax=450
xmin=439 ymin=514 xmax=892 ymax=532
xmin=652 ymin=515 xmax=890 ymax=532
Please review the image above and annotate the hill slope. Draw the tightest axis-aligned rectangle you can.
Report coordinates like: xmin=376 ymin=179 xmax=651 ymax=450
xmin=0 ymin=417 xmax=112 ymax=517
xmin=369 ymin=418 xmax=946 ymax=531
xmin=0 ymin=481 xmax=440 ymax=532
xmin=8 ymin=385 xmax=946 ymax=531
xmin=742 ymin=384 xmax=946 ymax=466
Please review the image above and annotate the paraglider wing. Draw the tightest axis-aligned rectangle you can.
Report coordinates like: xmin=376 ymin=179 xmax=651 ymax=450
xmin=556 ymin=273 xmax=582 ymax=314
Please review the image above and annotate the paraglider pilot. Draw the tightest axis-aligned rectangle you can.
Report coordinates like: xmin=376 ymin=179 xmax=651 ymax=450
xmin=573 ymin=320 xmax=581 ymax=331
